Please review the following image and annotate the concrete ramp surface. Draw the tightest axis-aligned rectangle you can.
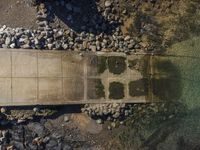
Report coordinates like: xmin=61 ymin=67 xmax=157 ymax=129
xmin=0 ymin=49 xmax=156 ymax=106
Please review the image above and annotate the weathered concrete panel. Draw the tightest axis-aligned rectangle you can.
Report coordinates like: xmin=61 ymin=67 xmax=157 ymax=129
xmin=62 ymin=53 xmax=84 ymax=77
xmin=12 ymin=78 xmax=37 ymax=104
xmin=0 ymin=51 xmax=11 ymax=77
xmin=0 ymin=78 xmax=11 ymax=103
xmin=63 ymin=78 xmax=84 ymax=101
xmin=12 ymin=51 xmax=37 ymax=77
xmin=38 ymin=52 xmax=62 ymax=77
xmin=38 ymin=78 xmax=63 ymax=102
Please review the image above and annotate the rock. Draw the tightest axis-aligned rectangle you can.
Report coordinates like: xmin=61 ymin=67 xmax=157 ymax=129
xmin=10 ymin=43 xmax=16 ymax=48
xmin=111 ymin=122 xmax=116 ymax=128
xmin=45 ymin=139 xmax=58 ymax=148
xmin=17 ymin=119 xmax=26 ymax=124
xmin=96 ymin=119 xmax=102 ymax=124
xmin=105 ymin=1 xmax=112 ymax=7
xmin=47 ymin=43 xmax=53 ymax=49
xmin=62 ymin=44 xmax=68 ymax=49
xmin=64 ymin=116 xmax=69 ymax=122
xmin=107 ymin=125 xmax=112 ymax=130
xmin=33 ymin=107 xmax=39 ymax=113
xmin=124 ymin=35 xmax=131 ymax=41
xmin=128 ymin=43 xmax=135 ymax=49
xmin=5 ymin=37 xmax=11 ymax=45
xmin=43 ymin=136 xmax=50 ymax=143
xmin=63 ymin=144 xmax=72 ymax=150
xmin=122 ymin=9 xmax=127 ymax=14
xmin=0 ymin=107 xmax=6 ymax=113
xmin=90 ymin=45 xmax=97 ymax=52
xmin=21 ymin=44 xmax=31 ymax=49
xmin=120 ymin=121 xmax=124 ymax=125
xmin=28 ymin=122 xmax=46 ymax=137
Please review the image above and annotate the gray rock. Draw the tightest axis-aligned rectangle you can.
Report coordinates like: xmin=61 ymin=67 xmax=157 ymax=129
xmin=64 ymin=116 xmax=69 ymax=122
xmin=90 ymin=45 xmax=97 ymax=52
xmin=107 ymin=125 xmax=112 ymax=130
xmin=47 ymin=43 xmax=53 ymax=49
xmin=105 ymin=1 xmax=112 ymax=7
xmin=124 ymin=35 xmax=131 ymax=41
xmin=17 ymin=119 xmax=26 ymax=124
xmin=28 ymin=122 xmax=47 ymax=137
xmin=46 ymin=139 xmax=58 ymax=148
xmin=0 ymin=107 xmax=6 ymax=113
xmin=36 ymin=14 xmax=47 ymax=20
xmin=5 ymin=37 xmax=11 ymax=45
xmin=10 ymin=43 xmax=16 ymax=48
xmin=111 ymin=122 xmax=116 ymax=128
xmin=128 ymin=43 xmax=135 ymax=49
xmin=43 ymin=136 xmax=50 ymax=143
xmin=33 ymin=107 xmax=39 ymax=112
xmin=21 ymin=44 xmax=31 ymax=49
xmin=96 ymin=119 xmax=102 ymax=124
xmin=62 ymin=44 xmax=68 ymax=49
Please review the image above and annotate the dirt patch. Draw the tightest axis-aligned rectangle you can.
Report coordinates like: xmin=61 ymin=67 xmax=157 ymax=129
xmin=71 ymin=113 xmax=103 ymax=134
xmin=0 ymin=0 xmax=37 ymax=29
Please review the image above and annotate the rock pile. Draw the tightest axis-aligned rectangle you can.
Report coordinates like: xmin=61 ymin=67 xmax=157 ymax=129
xmin=82 ymin=102 xmax=184 ymax=129
xmin=0 ymin=24 xmax=141 ymax=53
xmin=82 ymin=103 xmax=131 ymax=123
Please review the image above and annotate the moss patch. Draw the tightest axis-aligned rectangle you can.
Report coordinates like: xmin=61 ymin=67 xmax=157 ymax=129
xmin=95 ymin=79 xmax=105 ymax=99
xmin=97 ymin=56 xmax=107 ymax=74
xmin=109 ymin=82 xmax=124 ymax=99
xmin=129 ymin=79 xmax=148 ymax=97
xmin=108 ymin=56 xmax=126 ymax=75
xmin=128 ymin=59 xmax=140 ymax=70
xmin=88 ymin=79 xmax=105 ymax=99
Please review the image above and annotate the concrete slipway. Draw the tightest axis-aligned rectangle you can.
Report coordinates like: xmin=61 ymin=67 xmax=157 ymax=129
xmin=0 ymin=48 xmax=161 ymax=106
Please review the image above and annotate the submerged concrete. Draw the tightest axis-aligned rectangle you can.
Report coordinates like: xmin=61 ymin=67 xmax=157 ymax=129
xmin=0 ymin=49 xmax=157 ymax=106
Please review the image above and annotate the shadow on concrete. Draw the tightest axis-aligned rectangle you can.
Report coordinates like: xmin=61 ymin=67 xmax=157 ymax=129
xmin=44 ymin=0 xmax=119 ymax=34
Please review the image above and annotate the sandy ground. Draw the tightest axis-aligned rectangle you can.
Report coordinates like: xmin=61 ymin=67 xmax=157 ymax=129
xmin=0 ymin=0 xmax=37 ymax=29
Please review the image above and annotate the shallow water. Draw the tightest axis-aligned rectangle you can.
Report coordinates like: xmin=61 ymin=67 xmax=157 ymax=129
xmin=162 ymin=36 xmax=200 ymax=109
xmin=114 ymin=36 xmax=200 ymax=150
xmin=145 ymin=36 xmax=200 ymax=149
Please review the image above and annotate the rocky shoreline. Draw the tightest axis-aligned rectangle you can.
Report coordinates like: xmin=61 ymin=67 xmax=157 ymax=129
xmin=0 ymin=0 xmax=158 ymax=53
xmin=0 ymin=101 xmax=185 ymax=149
